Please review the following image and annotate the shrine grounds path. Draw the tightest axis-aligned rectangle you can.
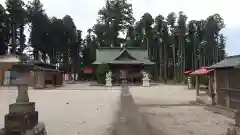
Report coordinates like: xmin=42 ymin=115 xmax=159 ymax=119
xmin=129 ymin=84 xmax=235 ymax=135
xmin=0 ymin=83 xmax=236 ymax=135
xmin=0 ymin=84 xmax=121 ymax=135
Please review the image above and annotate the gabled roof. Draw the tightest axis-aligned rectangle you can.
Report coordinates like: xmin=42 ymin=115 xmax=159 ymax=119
xmin=210 ymin=55 xmax=240 ymax=69
xmin=93 ymin=47 xmax=154 ymax=65
xmin=113 ymin=48 xmax=137 ymax=60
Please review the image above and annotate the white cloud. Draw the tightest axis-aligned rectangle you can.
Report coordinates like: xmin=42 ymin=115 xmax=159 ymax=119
xmin=1 ymin=0 xmax=240 ymax=55
xmin=131 ymin=0 xmax=240 ymax=27
xmin=1 ymin=0 xmax=239 ymax=32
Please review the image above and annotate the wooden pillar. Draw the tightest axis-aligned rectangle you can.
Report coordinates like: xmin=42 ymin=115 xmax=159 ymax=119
xmin=196 ymin=76 xmax=200 ymax=96
xmin=34 ymin=70 xmax=45 ymax=89
xmin=42 ymin=70 xmax=45 ymax=88
xmin=34 ymin=71 xmax=38 ymax=88
xmin=225 ymin=71 xmax=230 ymax=108
xmin=41 ymin=71 xmax=45 ymax=88
xmin=60 ymin=72 xmax=63 ymax=85
xmin=225 ymin=71 xmax=230 ymax=88
xmin=0 ymin=68 xmax=4 ymax=86
xmin=208 ymin=76 xmax=212 ymax=96
xmin=213 ymin=70 xmax=218 ymax=104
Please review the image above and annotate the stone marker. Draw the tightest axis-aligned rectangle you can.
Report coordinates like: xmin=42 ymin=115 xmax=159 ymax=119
xmin=3 ymin=64 xmax=47 ymax=135
xmin=142 ymin=72 xmax=150 ymax=87
xmin=105 ymin=71 xmax=112 ymax=87
xmin=187 ymin=76 xmax=193 ymax=89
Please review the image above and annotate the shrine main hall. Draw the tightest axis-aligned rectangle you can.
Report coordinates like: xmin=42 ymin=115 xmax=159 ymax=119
xmin=93 ymin=47 xmax=154 ymax=83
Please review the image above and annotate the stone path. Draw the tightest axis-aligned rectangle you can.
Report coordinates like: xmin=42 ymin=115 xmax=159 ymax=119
xmin=108 ymin=84 xmax=151 ymax=135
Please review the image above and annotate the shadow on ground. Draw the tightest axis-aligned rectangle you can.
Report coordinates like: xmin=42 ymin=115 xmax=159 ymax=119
xmin=137 ymin=101 xmax=206 ymax=108
xmin=103 ymin=84 xmax=152 ymax=135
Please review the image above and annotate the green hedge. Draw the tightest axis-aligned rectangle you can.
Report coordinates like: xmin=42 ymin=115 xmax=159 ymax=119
xmin=96 ymin=64 xmax=110 ymax=84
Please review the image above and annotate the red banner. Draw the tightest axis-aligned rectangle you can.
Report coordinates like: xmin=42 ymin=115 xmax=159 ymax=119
xmin=84 ymin=67 xmax=92 ymax=73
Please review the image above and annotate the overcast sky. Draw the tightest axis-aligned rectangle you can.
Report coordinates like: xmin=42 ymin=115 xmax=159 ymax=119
xmin=1 ymin=0 xmax=240 ymax=55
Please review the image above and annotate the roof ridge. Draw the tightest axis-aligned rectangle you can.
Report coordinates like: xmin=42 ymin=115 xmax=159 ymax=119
xmin=112 ymin=48 xmax=137 ymax=61
xmin=110 ymin=49 xmax=125 ymax=61
xmin=98 ymin=47 xmax=122 ymax=49
xmin=97 ymin=47 xmax=146 ymax=50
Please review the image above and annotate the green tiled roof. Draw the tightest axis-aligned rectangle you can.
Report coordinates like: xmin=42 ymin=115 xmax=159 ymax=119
xmin=110 ymin=60 xmax=153 ymax=64
xmin=93 ymin=47 xmax=154 ymax=65
xmin=210 ymin=55 xmax=240 ymax=69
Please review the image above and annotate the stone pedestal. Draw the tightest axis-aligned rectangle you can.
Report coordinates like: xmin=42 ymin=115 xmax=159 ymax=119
xmin=142 ymin=72 xmax=150 ymax=87
xmin=142 ymin=78 xmax=150 ymax=87
xmin=16 ymin=85 xmax=29 ymax=102
xmin=4 ymin=102 xmax=39 ymax=135
xmin=105 ymin=78 xmax=112 ymax=87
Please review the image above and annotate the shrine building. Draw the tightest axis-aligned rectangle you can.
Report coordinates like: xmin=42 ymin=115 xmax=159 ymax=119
xmin=93 ymin=47 xmax=154 ymax=83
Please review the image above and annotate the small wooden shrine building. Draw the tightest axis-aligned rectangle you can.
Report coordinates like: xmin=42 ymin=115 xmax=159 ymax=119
xmin=210 ymin=55 xmax=240 ymax=110
xmin=190 ymin=67 xmax=214 ymax=96
xmin=93 ymin=47 xmax=154 ymax=83
xmin=0 ymin=55 xmax=21 ymax=86
xmin=28 ymin=60 xmax=63 ymax=89
xmin=0 ymin=55 xmax=63 ymax=88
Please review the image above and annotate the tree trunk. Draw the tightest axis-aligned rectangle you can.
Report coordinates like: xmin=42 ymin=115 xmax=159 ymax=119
xmin=19 ymin=24 xmax=24 ymax=55
xmin=193 ymin=35 xmax=197 ymax=70
xmin=11 ymin=23 xmax=17 ymax=54
xmin=164 ymin=43 xmax=168 ymax=84
xmin=159 ymin=43 xmax=162 ymax=80
xmin=181 ymin=32 xmax=185 ymax=79
xmin=178 ymin=36 xmax=181 ymax=81
xmin=182 ymin=36 xmax=186 ymax=78
xmin=172 ymin=44 xmax=176 ymax=81
xmin=0 ymin=34 xmax=7 ymax=55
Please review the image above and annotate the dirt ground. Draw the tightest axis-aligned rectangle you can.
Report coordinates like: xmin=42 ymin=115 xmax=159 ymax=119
xmin=0 ymin=83 xmax=237 ymax=135
xmin=0 ymin=86 xmax=121 ymax=135
xmin=129 ymin=84 xmax=235 ymax=135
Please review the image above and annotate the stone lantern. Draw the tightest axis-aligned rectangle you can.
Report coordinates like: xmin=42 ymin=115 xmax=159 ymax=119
xmin=3 ymin=63 xmax=46 ymax=135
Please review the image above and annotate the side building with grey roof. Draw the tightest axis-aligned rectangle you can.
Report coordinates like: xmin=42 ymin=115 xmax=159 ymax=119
xmin=209 ymin=55 xmax=240 ymax=111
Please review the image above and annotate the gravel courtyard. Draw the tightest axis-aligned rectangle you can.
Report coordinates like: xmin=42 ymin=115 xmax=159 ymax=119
xmin=0 ymin=84 xmax=238 ymax=135
xmin=0 ymin=84 xmax=121 ymax=135
xmin=129 ymin=85 xmax=236 ymax=135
